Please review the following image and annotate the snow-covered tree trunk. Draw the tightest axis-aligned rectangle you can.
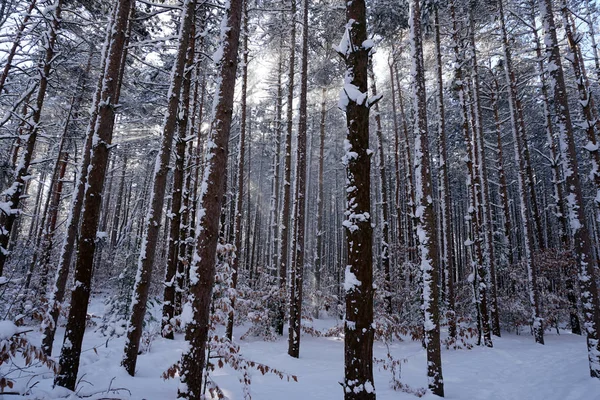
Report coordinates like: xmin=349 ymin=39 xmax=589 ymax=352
xmin=498 ymin=0 xmax=544 ymax=345
xmin=450 ymin=0 xmax=492 ymax=348
xmin=40 ymin=36 xmax=112 ymax=357
xmin=410 ymin=0 xmax=444 ymax=394
xmin=54 ymin=0 xmax=133 ymax=390
xmin=288 ymin=0 xmax=308 ymax=357
xmin=314 ymin=86 xmax=326 ymax=317
xmin=389 ymin=61 xmax=404 ymax=264
xmin=110 ymin=154 xmax=128 ymax=250
xmin=271 ymin=45 xmax=284 ymax=282
xmin=467 ymin=7 xmax=501 ymax=338
xmin=226 ymin=0 xmax=248 ymax=341
xmin=337 ymin=0 xmax=375 ymax=396
xmin=162 ymin=13 xmax=198 ymax=342
xmin=527 ymin=0 xmax=580 ymax=334
xmin=275 ymin=0 xmax=296 ymax=337
xmin=433 ymin=4 xmax=456 ymax=341
xmin=489 ymin=77 xmax=514 ymax=266
xmin=540 ymin=0 xmax=600 ymax=377
xmin=122 ymin=0 xmax=196 ymax=375
xmin=368 ymin=62 xmax=391 ymax=315
xmin=177 ymin=0 xmax=244 ymax=394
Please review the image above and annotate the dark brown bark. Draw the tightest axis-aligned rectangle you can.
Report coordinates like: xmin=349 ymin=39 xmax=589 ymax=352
xmin=122 ymin=0 xmax=196 ymax=376
xmin=368 ymin=62 xmax=391 ymax=315
xmin=177 ymin=0 xmax=243 ymax=394
xmin=434 ymin=5 xmax=456 ymax=341
xmin=226 ymin=0 xmax=248 ymax=341
xmin=41 ymin=19 xmax=116 ymax=357
xmin=54 ymin=0 xmax=133 ymax=389
xmin=539 ymin=0 xmax=600 ymax=376
xmin=275 ymin=0 xmax=296 ymax=337
xmin=410 ymin=0 xmax=444 ymax=394
xmin=339 ymin=0 xmax=375 ymax=396
xmin=162 ymin=17 xmax=197 ymax=341
xmin=288 ymin=0 xmax=308 ymax=359
xmin=314 ymin=87 xmax=326 ymax=317
xmin=450 ymin=0 xmax=492 ymax=348
xmin=497 ymin=0 xmax=544 ymax=344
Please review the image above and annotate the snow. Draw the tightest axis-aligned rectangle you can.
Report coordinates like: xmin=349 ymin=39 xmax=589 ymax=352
xmin=5 ymin=313 xmax=600 ymax=399
xmin=344 ymin=266 xmax=361 ymax=292
xmin=0 ymin=320 xmax=20 ymax=340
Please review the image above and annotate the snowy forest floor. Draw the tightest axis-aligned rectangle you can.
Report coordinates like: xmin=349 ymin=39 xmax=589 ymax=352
xmin=5 ymin=299 xmax=600 ymax=400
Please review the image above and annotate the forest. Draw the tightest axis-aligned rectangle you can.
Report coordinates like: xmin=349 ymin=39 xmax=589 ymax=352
xmin=1 ymin=0 xmax=600 ymax=398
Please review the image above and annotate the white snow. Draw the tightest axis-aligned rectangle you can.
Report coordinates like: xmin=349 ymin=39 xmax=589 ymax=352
xmin=0 ymin=320 xmax=20 ymax=340
xmin=5 ymin=313 xmax=600 ymax=399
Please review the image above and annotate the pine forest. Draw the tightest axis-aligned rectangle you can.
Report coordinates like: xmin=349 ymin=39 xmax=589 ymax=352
xmin=1 ymin=0 xmax=600 ymax=398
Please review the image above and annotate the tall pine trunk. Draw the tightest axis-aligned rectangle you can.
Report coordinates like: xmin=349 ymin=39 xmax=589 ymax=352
xmin=177 ymin=0 xmax=243 ymax=395
xmin=410 ymin=0 xmax=444 ymax=394
xmin=122 ymin=0 xmax=196 ymax=375
xmin=338 ymin=0 xmax=375 ymax=396
xmin=539 ymin=0 xmax=600 ymax=377
xmin=54 ymin=0 xmax=133 ymax=389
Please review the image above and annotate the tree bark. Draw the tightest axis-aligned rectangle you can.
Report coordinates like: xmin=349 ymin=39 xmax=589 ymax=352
xmin=410 ymin=0 xmax=444 ymax=394
xmin=539 ymin=0 xmax=600 ymax=376
xmin=122 ymin=0 xmax=196 ymax=375
xmin=53 ymin=0 xmax=133 ymax=389
xmin=288 ymin=0 xmax=308 ymax=358
xmin=338 ymin=0 xmax=375 ymax=396
xmin=177 ymin=0 xmax=243 ymax=394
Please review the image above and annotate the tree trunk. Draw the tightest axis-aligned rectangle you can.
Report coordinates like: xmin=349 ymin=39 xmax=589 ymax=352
xmin=433 ymin=4 xmax=456 ymax=341
xmin=53 ymin=0 xmax=133 ymax=389
xmin=338 ymin=0 xmax=375 ymax=396
xmin=226 ymin=0 xmax=248 ymax=341
xmin=539 ymin=0 xmax=600 ymax=376
xmin=314 ymin=87 xmax=326 ymax=318
xmin=177 ymin=0 xmax=243 ymax=394
xmin=410 ymin=0 xmax=444 ymax=395
xmin=368 ymin=62 xmax=391 ymax=315
xmin=275 ymin=0 xmax=296 ymax=336
xmin=122 ymin=0 xmax=196 ymax=375
xmin=498 ymin=0 xmax=544 ymax=344
xmin=0 ymin=0 xmax=37 ymax=94
xmin=288 ymin=0 xmax=308 ymax=358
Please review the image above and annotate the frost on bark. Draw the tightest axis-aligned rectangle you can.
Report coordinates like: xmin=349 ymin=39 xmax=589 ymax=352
xmin=410 ymin=0 xmax=443 ymax=395
xmin=337 ymin=0 xmax=375 ymax=396
xmin=540 ymin=0 xmax=600 ymax=378
xmin=177 ymin=0 xmax=243 ymax=395
xmin=54 ymin=0 xmax=133 ymax=390
xmin=467 ymin=6 xmax=500 ymax=338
